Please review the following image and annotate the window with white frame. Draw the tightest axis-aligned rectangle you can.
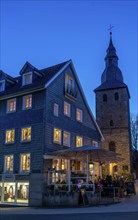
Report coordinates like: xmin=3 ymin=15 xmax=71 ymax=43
xmin=92 ymin=140 xmax=98 ymax=147
xmin=65 ymin=74 xmax=75 ymax=94
xmin=21 ymin=127 xmax=31 ymax=142
xmin=53 ymin=103 xmax=59 ymax=117
xmin=23 ymin=94 xmax=32 ymax=110
xmin=5 ymin=129 xmax=15 ymax=144
xmin=76 ymin=108 xmax=83 ymax=122
xmin=53 ymin=128 xmax=61 ymax=144
xmin=23 ymin=73 xmax=32 ymax=86
xmin=20 ymin=153 xmax=30 ymax=172
xmin=63 ymin=131 xmax=70 ymax=147
xmin=7 ymin=98 xmax=16 ymax=113
xmin=4 ymin=155 xmax=13 ymax=172
xmin=64 ymin=102 xmax=70 ymax=117
xmin=0 ymin=80 xmax=5 ymax=92
xmin=76 ymin=136 xmax=83 ymax=147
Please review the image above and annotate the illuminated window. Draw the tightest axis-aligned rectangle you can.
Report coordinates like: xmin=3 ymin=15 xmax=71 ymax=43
xmin=76 ymin=108 xmax=83 ymax=122
xmin=23 ymin=94 xmax=32 ymax=109
xmin=89 ymin=163 xmax=94 ymax=172
xmin=76 ymin=136 xmax=83 ymax=147
xmin=23 ymin=73 xmax=32 ymax=85
xmin=63 ymin=131 xmax=70 ymax=147
xmin=7 ymin=98 xmax=16 ymax=113
xmin=65 ymin=74 xmax=75 ymax=95
xmin=61 ymin=159 xmax=67 ymax=170
xmin=20 ymin=154 xmax=30 ymax=172
xmin=54 ymin=103 xmax=59 ymax=117
xmin=17 ymin=182 xmax=29 ymax=204
xmin=92 ymin=141 xmax=98 ymax=147
xmin=0 ymin=80 xmax=5 ymax=92
xmin=4 ymin=155 xmax=13 ymax=172
xmin=54 ymin=128 xmax=61 ymax=144
xmin=4 ymin=182 xmax=15 ymax=203
xmin=5 ymin=130 xmax=15 ymax=143
xmin=64 ymin=102 xmax=70 ymax=117
xmin=21 ymin=127 xmax=31 ymax=142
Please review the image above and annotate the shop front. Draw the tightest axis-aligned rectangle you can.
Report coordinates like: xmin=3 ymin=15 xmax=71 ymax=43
xmin=0 ymin=174 xmax=29 ymax=206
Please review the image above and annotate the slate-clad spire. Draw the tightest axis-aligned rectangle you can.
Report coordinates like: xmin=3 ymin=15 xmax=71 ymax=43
xmin=105 ymin=32 xmax=118 ymax=65
xmin=94 ymin=32 xmax=131 ymax=95
xmin=101 ymin=32 xmax=124 ymax=84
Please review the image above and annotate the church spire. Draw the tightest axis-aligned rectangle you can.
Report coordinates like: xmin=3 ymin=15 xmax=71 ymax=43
xmin=105 ymin=32 xmax=118 ymax=67
xmin=94 ymin=31 xmax=130 ymax=96
xmin=100 ymin=32 xmax=124 ymax=84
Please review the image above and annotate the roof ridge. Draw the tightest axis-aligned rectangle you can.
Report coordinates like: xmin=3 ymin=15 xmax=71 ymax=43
xmin=40 ymin=60 xmax=70 ymax=72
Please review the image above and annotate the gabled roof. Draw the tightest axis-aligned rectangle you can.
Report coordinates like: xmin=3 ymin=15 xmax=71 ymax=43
xmin=0 ymin=60 xmax=70 ymax=99
xmin=0 ymin=70 xmax=16 ymax=83
xmin=45 ymin=59 xmax=104 ymax=141
xmin=0 ymin=59 xmax=103 ymax=141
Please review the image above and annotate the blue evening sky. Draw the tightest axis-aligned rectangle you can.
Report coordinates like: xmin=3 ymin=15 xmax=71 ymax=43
xmin=0 ymin=0 xmax=138 ymax=116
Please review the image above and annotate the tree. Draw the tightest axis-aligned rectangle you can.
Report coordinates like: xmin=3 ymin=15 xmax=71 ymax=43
xmin=130 ymin=114 xmax=138 ymax=174
xmin=130 ymin=114 xmax=138 ymax=151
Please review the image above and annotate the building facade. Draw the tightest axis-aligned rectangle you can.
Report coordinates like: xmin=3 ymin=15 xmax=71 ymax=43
xmin=94 ymin=33 xmax=132 ymax=176
xmin=0 ymin=60 xmax=103 ymax=206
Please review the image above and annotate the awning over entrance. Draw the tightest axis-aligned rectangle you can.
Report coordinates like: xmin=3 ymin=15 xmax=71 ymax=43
xmin=45 ymin=146 xmax=122 ymax=163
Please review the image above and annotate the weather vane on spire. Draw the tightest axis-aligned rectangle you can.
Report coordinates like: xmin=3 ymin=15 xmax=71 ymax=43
xmin=108 ymin=24 xmax=114 ymax=35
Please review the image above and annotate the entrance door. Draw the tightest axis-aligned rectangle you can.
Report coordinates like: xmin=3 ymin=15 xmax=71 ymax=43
xmin=109 ymin=163 xmax=118 ymax=176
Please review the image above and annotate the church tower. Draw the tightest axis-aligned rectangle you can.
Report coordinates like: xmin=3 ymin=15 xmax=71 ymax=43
xmin=94 ymin=32 xmax=132 ymax=176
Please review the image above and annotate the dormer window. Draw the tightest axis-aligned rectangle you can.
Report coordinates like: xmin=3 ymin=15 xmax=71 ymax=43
xmin=23 ymin=72 xmax=32 ymax=86
xmin=0 ymin=80 xmax=5 ymax=92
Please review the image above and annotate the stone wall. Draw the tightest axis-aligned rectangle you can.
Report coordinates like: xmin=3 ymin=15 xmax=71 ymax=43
xmin=95 ymin=87 xmax=132 ymax=175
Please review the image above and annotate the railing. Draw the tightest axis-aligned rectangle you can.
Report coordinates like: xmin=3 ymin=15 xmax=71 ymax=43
xmin=98 ymin=186 xmax=120 ymax=202
xmin=47 ymin=169 xmax=95 ymax=193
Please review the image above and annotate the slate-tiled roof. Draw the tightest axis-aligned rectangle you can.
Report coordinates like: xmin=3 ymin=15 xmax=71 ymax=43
xmin=94 ymin=80 xmax=127 ymax=92
xmin=0 ymin=61 xmax=69 ymax=99
xmin=94 ymin=80 xmax=130 ymax=98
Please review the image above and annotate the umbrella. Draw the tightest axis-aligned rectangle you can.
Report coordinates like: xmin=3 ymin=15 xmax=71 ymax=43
xmin=48 ymin=145 xmax=122 ymax=163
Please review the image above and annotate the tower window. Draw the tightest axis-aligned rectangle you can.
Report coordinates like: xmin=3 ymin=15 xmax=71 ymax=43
xmin=110 ymin=120 xmax=114 ymax=127
xmin=109 ymin=141 xmax=116 ymax=152
xmin=115 ymin=92 xmax=119 ymax=100
xmin=103 ymin=94 xmax=107 ymax=102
